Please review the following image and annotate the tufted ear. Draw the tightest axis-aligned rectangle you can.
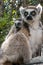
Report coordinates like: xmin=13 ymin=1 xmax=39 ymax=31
xmin=19 ymin=6 xmax=25 ymax=15
xmin=36 ymin=4 xmax=42 ymax=15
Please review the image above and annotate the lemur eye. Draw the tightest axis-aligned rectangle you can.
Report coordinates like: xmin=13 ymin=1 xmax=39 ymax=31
xmin=18 ymin=23 xmax=21 ymax=26
xmin=30 ymin=11 xmax=36 ymax=16
xmin=24 ymin=11 xmax=28 ymax=17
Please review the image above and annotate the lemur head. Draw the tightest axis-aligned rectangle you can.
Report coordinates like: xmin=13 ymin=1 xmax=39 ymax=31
xmin=14 ymin=19 xmax=23 ymax=31
xmin=19 ymin=4 xmax=42 ymax=25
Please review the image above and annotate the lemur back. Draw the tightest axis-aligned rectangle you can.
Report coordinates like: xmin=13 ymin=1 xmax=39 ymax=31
xmin=1 ymin=20 xmax=32 ymax=64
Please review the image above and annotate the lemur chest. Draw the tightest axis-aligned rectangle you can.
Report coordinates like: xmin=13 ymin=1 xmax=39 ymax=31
xmin=29 ymin=27 xmax=42 ymax=53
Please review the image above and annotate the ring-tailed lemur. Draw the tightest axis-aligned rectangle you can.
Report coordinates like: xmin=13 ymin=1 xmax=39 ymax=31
xmin=19 ymin=4 xmax=42 ymax=57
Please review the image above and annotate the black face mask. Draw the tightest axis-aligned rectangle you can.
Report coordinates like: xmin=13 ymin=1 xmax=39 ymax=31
xmin=24 ymin=11 xmax=28 ymax=17
xmin=15 ymin=22 xmax=21 ymax=32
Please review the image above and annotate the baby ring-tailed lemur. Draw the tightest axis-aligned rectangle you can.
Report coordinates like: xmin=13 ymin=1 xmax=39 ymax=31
xmin=5 ymin=18 xmax=23 ymax=40
xmin=1 ymin=4 xmax=42 ymax=65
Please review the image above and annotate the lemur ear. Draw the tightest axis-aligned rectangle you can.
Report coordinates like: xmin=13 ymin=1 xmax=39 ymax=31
xmin=36 ymin=4 xmax=42 ymax=14
xmin=19 ymin=6 xmax=25 ymax=15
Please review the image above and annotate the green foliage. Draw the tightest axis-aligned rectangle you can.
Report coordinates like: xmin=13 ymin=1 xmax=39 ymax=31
xmin=26 ymin=0 xmax=39 ymax=5
xmin=0 ymin=12 xmax=14 ymax=45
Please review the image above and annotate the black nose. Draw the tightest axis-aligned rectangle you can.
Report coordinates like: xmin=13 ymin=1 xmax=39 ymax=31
xmin=15 ymin=23 xmax=21 ymax=28
xmin=26 ymin=15 xmax=32 ymax=20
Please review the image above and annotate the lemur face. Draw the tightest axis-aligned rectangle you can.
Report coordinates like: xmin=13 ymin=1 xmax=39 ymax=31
xmin=19 ymin=4 xmax=42 ymax=24
xmin=15 ymin=19 xmax=23 ymax=31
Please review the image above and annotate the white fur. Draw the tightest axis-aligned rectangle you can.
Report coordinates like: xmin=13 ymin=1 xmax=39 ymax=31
xmin=1 ymin=32 xmax=32 ymax=63
xmin=36 ymin=4 xmax=42 ymax=15
xmin=29 ymin=25 xmax=42 ymax=55
xmin=19 ymin=6 xmax=25 ymax=20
